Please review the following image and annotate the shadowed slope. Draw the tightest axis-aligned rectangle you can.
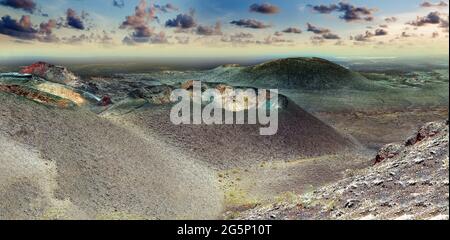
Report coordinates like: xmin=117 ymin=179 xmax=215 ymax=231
xmin=111 ymin=98 xmax=357 ymax=170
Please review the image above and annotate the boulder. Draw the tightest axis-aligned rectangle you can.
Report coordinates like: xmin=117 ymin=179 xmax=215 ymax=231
xmin=98 ymin=95 xmax=112 ymax=106
xmin=374 ymin=143 xmax=403 ymax=164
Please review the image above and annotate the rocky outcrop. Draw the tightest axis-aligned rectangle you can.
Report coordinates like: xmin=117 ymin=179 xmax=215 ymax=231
xmin=20 ymin=62 xmax=78 ymax=85
xmin=375 ymin=121 xmax=448 ymax=164
xmin=236 ymin=120 xmax=449 ymax=220
xmin=405 ymin=121 xmax=448 ymax=146
xmin=0 ymin=84 xmax=74 ymax=108
xmin=374 ymin=143 xmax=403 ymax=164
xmin=127 ymin=85 xmax=173 ymax=105
xmin=77 ymin=76 xmax=175 ymax=106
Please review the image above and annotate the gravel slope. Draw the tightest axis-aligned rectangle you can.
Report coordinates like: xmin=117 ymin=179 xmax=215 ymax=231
xmin=110 ymin=99 xmax=358 ymax=170
xmin=0 ymin=92 xmax=223 ymax=220
xmin=237 ymin=121 xmax=449 ymax=220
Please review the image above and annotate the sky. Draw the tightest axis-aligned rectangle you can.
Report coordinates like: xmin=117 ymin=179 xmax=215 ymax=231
xmin=0 ymin=0 xmax=449 ymax=59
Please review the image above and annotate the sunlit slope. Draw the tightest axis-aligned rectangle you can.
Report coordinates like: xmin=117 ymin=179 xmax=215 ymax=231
xmin=0 ymin=92 xmax=222 ymax=220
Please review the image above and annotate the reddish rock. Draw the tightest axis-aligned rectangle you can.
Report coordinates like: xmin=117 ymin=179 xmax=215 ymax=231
xmin=405 ymin=121 xmax=447 ymax=146
xmin=20 ymin=62 xmax=50 ymax=76
xmin=98 ymin=95 xmax=112 ymax=106
xmin=0 ymin=84 xmax=72 ymax=108
xmin=20 ymin=62 xmax=78 ymax=85
xmin=374 ymin=143 xmax=403 ymax=164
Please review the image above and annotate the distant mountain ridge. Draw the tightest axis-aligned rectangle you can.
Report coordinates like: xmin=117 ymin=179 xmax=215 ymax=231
xmin=210 ymin=57 xmax=374 ymax=90
xmin=149 ymin=57 xmax=378 ymax=90
xmin=246 ymin=58 xmax=369 ymax=89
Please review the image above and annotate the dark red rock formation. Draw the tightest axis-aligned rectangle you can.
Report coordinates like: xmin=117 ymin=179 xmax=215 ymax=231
xmin=98 ymin=95 xmax=112 ymax=106
xmin=20 ymin=62 xmax=78 ymax=85
xmin=20 ymin=62 xmax=50 ymax=76
xmin=0 ymin=84 xmax=72 ymax=108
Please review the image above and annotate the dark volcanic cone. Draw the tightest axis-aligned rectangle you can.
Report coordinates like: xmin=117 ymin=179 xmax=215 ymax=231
xmin=113 ymin=97 xmax=357 ymax=170
xmin=240 ymin=57 xmax=370 ymax=89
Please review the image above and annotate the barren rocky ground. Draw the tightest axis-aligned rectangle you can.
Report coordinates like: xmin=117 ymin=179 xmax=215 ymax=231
xmin=0 ymin=92 xmax=223 ymax=219
xmin=0 ymin=59 xmax=448 ymax=220
xmin=236 ymin=121 xmax=449 ymax=220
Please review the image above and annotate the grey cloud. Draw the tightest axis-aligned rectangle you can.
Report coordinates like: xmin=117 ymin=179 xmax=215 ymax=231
xmin=120 ymin=0 xmax=156 ymax=29
xmin=249 ymin=3 xmax=280 ymax=14
xmin=309 ymin=2 xmax=376 ymax=22
xmin=230 ymin=19 xmax=271 ymax=29
xmin=310 ymin=36 xmax=325 ymax=45
xmin=385 ymin=17 xmax=398 ymax=23
xmin=165 ymin=13 xmax=196 ymax=29
xmin=0 ymin=0 xmax=36 ymax=13
xmin=123 ymin=29 xmax=168 ymax=45
xmin=66 ymin=8 xmax=85 ymax=30
xmin=120 ymin=0 xmax=167 ymax=45
xmin=408 ymin=11 xmax=443 ymax=26
xmin=353 ymin=31 xmax=373 ymax=41
xmin=322 ymin=32 xmax=340 ymax=39
xmin=375 ymin=28 xmax=388 ymax=36
xmin=420 ymin=1 xmax=448 ymax=7
xmin=306 ymin=23 xmax=340 ymax=40
xmin=282 ymin=27 xmax=302 ymax=34
xmin=258 ymin=35 xmax=293 ymax=45
xmin=196 ymin=22 xmax=222 ymax=35
xmin=308 ymin=4 xmax=338 ymax=14
xmin=274 ymin=31 xmax=283 ymax=36
xmin=306 ymin=23 xmax=330 ymax=34
xmin=154 ymin=3 xmax=178 ymax=13
xmin=353 ymin=28 xmax=388 ymax=42
xmin=0 ymin=14 xmax=61 ymax=42
xmin=221 ymin=32 xmax=254 ymax=45
xmin=0 ymin=15 xmax=36 ymax=39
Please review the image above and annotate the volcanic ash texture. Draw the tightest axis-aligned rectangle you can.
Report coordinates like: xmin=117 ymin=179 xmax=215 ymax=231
xmin=111 ymin=98 xmax=358 ymax=170
xmin=0 ymin=92 xmax=223 ymax=220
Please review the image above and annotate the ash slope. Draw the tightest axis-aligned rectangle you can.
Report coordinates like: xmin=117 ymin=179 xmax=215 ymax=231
xmin=0 ymin=92 xmax=223 ymax=220
xmin=111 ymin=98 xmax=358 ymax=170
xmin=237 ymin=121 xmax=449 ymax=220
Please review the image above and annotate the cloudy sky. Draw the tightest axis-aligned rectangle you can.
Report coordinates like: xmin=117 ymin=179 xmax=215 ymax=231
xmin=0 ymin=0 xmax=448 ymax=59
